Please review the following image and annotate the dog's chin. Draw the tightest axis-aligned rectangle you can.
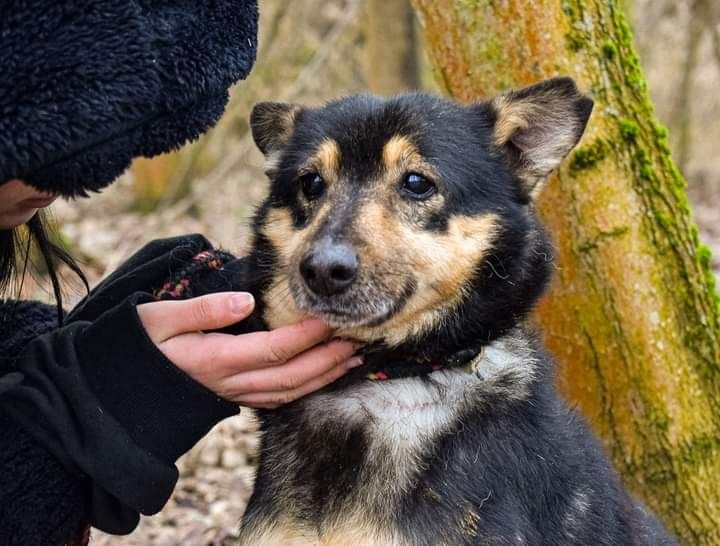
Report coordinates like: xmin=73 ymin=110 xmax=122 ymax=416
xmin=300 ymin=300 xmax=396 ymax=329
xmin=311 ymin=313 xmax=366 ymax=329
xmin=292 ymin=288 xmax=399 ymax=329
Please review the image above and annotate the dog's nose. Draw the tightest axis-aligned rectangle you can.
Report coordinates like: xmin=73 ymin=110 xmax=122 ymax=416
xmin=300 ymin=240 xmax=359 ymax=296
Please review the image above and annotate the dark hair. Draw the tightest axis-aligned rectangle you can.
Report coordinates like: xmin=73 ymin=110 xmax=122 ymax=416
xmin=0 ymin=212 xmax=88 ymax=325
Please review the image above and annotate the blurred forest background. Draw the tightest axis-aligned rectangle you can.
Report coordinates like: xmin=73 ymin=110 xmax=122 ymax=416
xmin=37 ymin=0 xmax=718 ymax=544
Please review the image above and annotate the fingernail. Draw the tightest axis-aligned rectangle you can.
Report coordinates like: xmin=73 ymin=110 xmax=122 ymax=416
xmin=345 ymin=356 xmax=364 ymax=369
xmin=351 ymin=342 xmax=364 ymax=352
xmin=230 ymin=293 xmax=254 ymax=315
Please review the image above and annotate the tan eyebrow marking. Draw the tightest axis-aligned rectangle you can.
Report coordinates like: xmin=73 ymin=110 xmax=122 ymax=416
xmin=382 ymin=134 xmax=440 ymax=185
xmin=301 ymin=138 xmax=341 ymax=181
xmin=383 ymin=134 xmax=420 ymax=167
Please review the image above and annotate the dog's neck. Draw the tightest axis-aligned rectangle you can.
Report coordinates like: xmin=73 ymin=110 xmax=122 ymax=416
xmin=349 ymin=319 xmax=527 ymax=383
xmin=329 ymin=324 xmax=540 ymax=396
xmin=359 ymin=343 xmax=487 ymax=382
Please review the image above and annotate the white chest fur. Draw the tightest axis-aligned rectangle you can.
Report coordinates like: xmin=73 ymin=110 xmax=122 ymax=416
xmin=303 ymin=333 xmax=537 ymax=501
xmin=240 ymin=333 xmax=537 ymax=546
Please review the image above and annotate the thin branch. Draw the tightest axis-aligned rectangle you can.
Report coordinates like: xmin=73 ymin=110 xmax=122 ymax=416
xmin=670 ymin=0 xmax=704 ymax=174
xmin=711 ymin=25 xmax=720 ymax=73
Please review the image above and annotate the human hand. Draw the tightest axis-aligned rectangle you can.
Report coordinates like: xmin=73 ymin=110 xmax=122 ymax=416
xmin=136 ymin=292 xmax=361 ymax=409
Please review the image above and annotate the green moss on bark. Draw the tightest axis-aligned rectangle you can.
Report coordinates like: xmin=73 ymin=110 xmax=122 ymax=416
xmin=583 ymin=0 xmax=720 ymax=339
xmin=571 ymin=139 xmax=609 ymax=171
xmin=619 ymin=119 xmax=639 ymax=142
xmin=602 ymin=41 xmax=618 ymax=60
xmin=566 ymin=27 xmax=589 ymax=51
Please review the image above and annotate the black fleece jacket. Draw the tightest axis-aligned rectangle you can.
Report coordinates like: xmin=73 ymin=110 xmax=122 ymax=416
xmin=0 ymin=235 xmax=249 ymax=545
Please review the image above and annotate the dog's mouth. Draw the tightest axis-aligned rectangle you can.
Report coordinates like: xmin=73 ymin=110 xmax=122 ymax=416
xmin=289 ymin=276 xmax=415 ymax=329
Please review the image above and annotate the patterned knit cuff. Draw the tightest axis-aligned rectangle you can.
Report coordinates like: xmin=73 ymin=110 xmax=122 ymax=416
xmin=154 ymin=249 xmax=236 ymax=300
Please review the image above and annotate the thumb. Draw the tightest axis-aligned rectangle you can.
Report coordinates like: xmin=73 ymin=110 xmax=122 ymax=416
xmin=137 ymin=292 xmax=255 ymax=342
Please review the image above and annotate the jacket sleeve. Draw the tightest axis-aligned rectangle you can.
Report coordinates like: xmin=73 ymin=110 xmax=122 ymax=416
xmin=0 ymin=236 xmax=241 ymax=536
xmin=0 ymin=302 xmax=89 ymax=546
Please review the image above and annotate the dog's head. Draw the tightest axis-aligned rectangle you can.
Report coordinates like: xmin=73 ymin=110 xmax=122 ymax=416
xmin=247 ymin=78 xmax=592 ymax=355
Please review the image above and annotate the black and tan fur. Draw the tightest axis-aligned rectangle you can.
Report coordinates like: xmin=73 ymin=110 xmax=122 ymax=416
xmin=235 ymin=78 xmax=677 ymax=545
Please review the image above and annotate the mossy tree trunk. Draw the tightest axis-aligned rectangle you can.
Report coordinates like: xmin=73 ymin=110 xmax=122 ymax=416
xmin=411 ymin=1 xmax=720 ymax=544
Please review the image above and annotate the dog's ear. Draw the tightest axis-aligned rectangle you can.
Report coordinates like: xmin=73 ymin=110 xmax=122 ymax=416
xmin=488 ymin=77 xmax=593 ymax=199
xmin=250 ymin=102 xmax=303 ymax=155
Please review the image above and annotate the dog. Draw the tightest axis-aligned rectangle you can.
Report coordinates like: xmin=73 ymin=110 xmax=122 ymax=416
xmin=234 ymin=78 xmax=677 ymax=545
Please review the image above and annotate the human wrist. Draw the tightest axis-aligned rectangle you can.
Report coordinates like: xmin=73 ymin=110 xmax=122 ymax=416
xmin=76 ymin=293 xmax=239 ymax=464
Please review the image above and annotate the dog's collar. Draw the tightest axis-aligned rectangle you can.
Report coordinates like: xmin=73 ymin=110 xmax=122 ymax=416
xmin=362 ymin=345 xmax=486 ymax=381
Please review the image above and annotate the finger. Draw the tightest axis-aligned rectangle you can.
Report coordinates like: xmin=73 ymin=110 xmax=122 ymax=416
xmin=235 ymin=356 xmax=362 ymax=408
xmin=137 ymin=292 xmax=255 ymax=342
xmin=223 ymin=339 xmax=358 ymax=394
xmin=212 ymin=318 xmax=335 ymax=371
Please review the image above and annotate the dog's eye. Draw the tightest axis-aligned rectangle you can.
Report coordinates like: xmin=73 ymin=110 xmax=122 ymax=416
xmin=300 ymin=173 xmax=325 ymax=201
xmin=402 ymin=173 xmax=436 ymax=199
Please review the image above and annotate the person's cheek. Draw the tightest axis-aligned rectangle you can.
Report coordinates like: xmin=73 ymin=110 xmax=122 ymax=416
xmin=0 ymin=179 xmax=57 ymax=229
xmin=0 ymin=206 xmax=40 ymax=230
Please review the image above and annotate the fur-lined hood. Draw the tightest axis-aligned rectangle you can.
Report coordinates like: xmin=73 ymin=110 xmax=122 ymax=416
xmin=0 ymin=0 xmax=257 ymax=197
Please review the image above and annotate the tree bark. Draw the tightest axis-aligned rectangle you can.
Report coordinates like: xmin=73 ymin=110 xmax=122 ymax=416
xmin=411 ymin=1 xmax=720 ymax=544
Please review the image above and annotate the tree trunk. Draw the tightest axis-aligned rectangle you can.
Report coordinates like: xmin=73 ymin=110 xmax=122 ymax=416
xmin=365 ymin=0 xmax=420 ymax=93
xmin=130 ymin=152 xmax=182 ymax=213
xmin=411 ymin=1 xmax=720 ymax=544
xmin=670 ymin=0 xmax=710 ymax=175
